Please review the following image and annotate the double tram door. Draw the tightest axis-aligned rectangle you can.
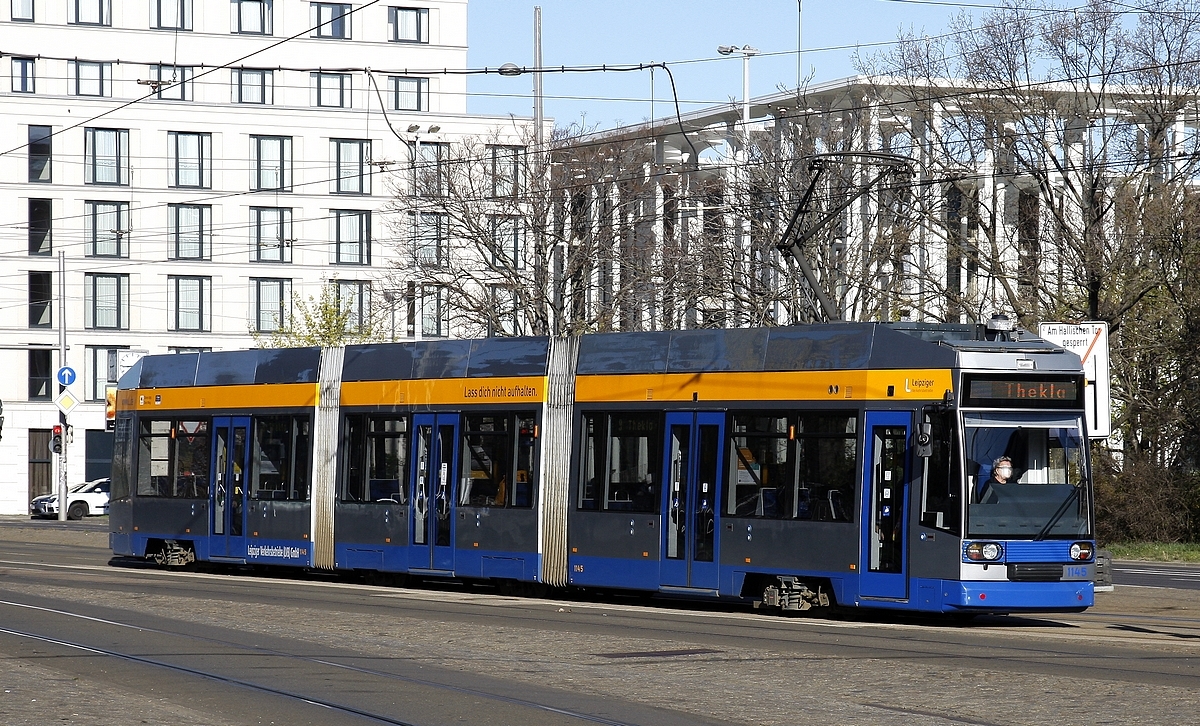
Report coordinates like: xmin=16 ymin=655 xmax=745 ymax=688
xmin=410 ymin=414 xmax=460 ymax=573
xmin=860 ymin=410 xmax=911 ymax=599
xmin=660 ymin=412 xmax=725 ymax=591
xmin=210 ymin=416 xmax=251 ymax=559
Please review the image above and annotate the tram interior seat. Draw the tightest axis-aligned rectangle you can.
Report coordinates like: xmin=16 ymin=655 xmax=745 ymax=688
xmin=608 ymin=489 xmax=633 ymax=510
xmin=828 ymin=489 xmax=848 ymax=521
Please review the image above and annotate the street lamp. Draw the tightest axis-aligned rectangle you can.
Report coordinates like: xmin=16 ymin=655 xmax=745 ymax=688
xmin=717 ymin=45 xmax=759 ymax=126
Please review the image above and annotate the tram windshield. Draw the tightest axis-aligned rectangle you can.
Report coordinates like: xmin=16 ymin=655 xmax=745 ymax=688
xmin=963 ymin=412 xmax=1091 ymax=539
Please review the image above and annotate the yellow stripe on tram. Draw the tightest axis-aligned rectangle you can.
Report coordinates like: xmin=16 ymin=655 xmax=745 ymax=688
xmin=573 ymin=369 xmax=953 ymax=403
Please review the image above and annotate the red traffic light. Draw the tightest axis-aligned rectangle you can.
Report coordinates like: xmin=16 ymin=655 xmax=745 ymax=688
xmin=52 ymin=424 xmax=62 ymax=436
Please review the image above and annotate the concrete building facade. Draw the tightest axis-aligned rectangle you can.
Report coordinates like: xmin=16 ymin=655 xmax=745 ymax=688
xmin=0 ymin=0 xmax=529 ymax=513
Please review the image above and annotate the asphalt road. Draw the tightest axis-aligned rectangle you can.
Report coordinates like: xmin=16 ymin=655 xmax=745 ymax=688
xmin=1113 ymin=560 xmax=1200 ymax=590
xmin=1 ymin=520 xmax=1198 ymax=725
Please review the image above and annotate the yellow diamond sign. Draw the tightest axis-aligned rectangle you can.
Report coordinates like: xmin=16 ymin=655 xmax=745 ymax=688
xmin=54 ymin=388 xmax=81 ymax=417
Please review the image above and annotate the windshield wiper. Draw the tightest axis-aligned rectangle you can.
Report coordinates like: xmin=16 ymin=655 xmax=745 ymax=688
xmin=1033 ymin=486 xmax=1082 ymax=541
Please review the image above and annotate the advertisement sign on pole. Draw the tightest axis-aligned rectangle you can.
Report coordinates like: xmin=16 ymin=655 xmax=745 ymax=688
xmin=1038 ymin=322 xmax=1111 ymax=439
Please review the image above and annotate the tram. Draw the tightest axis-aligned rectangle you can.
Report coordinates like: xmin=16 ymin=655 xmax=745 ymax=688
xmin=109 ymin=320 xmax=1096 ymax=614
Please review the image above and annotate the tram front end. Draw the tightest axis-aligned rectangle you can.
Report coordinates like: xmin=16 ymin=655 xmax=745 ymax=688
xmin=928 ymin=355 xmax=1096 ymax=613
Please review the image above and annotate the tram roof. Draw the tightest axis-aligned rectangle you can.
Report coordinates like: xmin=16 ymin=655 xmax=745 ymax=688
xmin=119 ymin=323 xmax=1067 ymax=389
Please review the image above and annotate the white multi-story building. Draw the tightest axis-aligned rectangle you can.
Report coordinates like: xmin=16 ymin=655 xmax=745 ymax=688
xmin=0 ymin=0 xmax=531 ymax=514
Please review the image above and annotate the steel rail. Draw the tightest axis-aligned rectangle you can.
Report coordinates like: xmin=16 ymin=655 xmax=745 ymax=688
xmin=0 ymin=598 xmax=639 ymax=726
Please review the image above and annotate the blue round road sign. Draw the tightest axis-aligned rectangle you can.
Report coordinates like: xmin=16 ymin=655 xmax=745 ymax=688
xmin=56 ymin=366 xmax=76 ymax=386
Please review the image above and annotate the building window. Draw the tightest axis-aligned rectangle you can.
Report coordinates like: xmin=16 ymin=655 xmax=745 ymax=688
xmin=87 ymin=346 xmax=125 ymax=401
xmin=333 ymin=139 xmax=370 ymax=194
xmin=84 ymin=128 xmax=129 ymax=185
xmin=28 ymin=271 xmax=52 ymax=328
xmin=85 ymin=201 xmax=128 ymax=257
xmin=85 ymin=273 xmax=130 ymax=329
xmin=152 ymin=65 xmax=191 ymax=101
xmin=234 ymin=68 xmax=272 ymax=104
xmin=29 ymin=125 xmax=51 ymax=183
xmin=251 ymin=135 xmax=290 ymax=190
xmin=412 ymin=142 xmax=448 ymax=197
xmin=169 ymin=276 xmax=211 ymax=332
xmin=335 ymin=280 xmax=370 ymax=332
xmin=333 ymin=210 xmax=370 ymax=265
xmin=232 ymin=0 xmax=271 ymax=34
xmin=388 ymin=7 xmax=428 ymax=42
xmin=312 ymin=3 xmax=350 ymax=38
xmin=412 ymin=211 xmax=446 ymax=266
xmin=168 ymin=131 xmax=212 ymax=188
xmin=388 ymin=76 xmax=427 ymax=111
xmin=253 ymin=278 xmax=290 ymax=332
xmin=12 ymin=57 xmax=34 ymax=93
xmin=71 ymin=0 xmax=110 ymax=25
xmin=313 ymin=72 xmax=350 ymax=108
xmin=29 ymin=349 xmax=51 ymax=400
xmin=420 ymin=285 xmax=447 ymax=337
xmin=29 ymin=198 xmax=51 ymax=255
xmin=168 ymin=204 xmax=211 ymax=260
xmin=12 ymin=0 xmax=33 ymax=21
xmin=490 ymin=145 xmax=521 ymax=197
xmin=252 ymin=207 xmax=292 ymax=262
xmin=490 ymin=216 xmax=524 ymax=269
xmin=154 ymin=0 xmax=191 ymax=29
xmin=70 ymin=61 xmax=111 ymax=96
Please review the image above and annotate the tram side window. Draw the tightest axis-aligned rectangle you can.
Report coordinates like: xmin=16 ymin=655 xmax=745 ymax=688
xmin=461 ymin=414 xmax=509 ymax=506
xmin=111 ymin=416 xmax=134 ymax=500
xmin=341 ymin=414 xmax=407 ymax=503
xmin=578 ymin=412 xmax=660 ymax=512
xmin=726 ymin=414 xmax=794 ymax=518
xmin=919 ymin=411 xmax=961 ymax=534
xmin=136 ymin=418 xmax=210 ymax=497
xmin=250 ymin=415 xmax=311 ymax=501
xmin=460 ymin=412 xmax=537 ymax=508
xmin=796 ymin=413 xmax=857 ymax=522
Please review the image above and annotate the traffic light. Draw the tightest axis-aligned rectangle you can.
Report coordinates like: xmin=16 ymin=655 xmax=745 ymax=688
xmin=50 ymin=424 xmax=62 ymax=455
xmin=65 ymin=424 xmax=74 ymax=444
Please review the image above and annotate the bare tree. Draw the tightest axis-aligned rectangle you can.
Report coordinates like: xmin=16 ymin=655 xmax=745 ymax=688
xmin=859 ymin=0 xmax=1200 ymax=537
xmin=384 ymin=123 xmax=718 ymax=337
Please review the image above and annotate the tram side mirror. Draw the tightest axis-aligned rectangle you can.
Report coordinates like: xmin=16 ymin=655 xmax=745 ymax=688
xmin=916 ymin=423 xmax=933 ymax=458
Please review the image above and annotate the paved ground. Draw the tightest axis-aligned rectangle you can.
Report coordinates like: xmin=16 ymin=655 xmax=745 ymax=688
xmin=0 ymin=518 xmax=1197 ymax=725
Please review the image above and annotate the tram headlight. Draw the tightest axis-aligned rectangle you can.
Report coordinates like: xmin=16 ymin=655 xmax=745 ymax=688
xmin=1069 ymin=542 xmax=1093 ymax=561
xmin=966 ymin=542 xmax=1004 ymax=562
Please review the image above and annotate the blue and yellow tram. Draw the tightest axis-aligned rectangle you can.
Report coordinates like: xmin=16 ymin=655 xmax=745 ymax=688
xmin=109 ymin=322 xmax=1096 ymax=614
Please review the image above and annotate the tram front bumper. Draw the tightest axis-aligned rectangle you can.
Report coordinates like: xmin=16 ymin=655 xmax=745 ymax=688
xmin=943 ymin=579 xmax=1094 ymax=612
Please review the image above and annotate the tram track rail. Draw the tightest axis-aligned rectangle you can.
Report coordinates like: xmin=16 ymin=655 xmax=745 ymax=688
xmin=0 ymin=596 xmax=648 ymax=726
xmin=1 ymin=535 xmax=1199 ymax=726
xmin=3 ymin=551 xmax=1199 ymax=690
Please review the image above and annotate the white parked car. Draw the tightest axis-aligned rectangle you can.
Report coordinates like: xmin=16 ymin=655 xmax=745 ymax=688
xmin=31 ymin=478 xmax=111 ymax=520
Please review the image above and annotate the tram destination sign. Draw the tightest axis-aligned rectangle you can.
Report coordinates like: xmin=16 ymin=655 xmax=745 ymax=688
xmin=962 ymin=374 xmax=1084 ymax=409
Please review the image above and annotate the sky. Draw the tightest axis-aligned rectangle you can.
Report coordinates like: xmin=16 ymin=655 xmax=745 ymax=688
xmin=465 ymin=0 xmax=970 ymax=131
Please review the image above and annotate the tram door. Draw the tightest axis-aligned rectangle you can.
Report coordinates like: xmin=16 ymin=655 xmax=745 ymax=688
xmin=860 ymin=410 xmax=911 ymax=599
xmin=210 ymin=416 xmax=251 ymax=559
xmin=660 ymin=412 xmax=726 ymax=591
xmin=410 ymin=414 xmax=460 ymax=573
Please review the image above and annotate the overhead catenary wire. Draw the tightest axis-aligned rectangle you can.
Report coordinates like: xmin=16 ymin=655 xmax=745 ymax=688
xmin=2 ymin=2 xmax=1192 ymax=274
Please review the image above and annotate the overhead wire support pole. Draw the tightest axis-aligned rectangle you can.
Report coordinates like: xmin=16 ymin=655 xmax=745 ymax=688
xmin=58 ymin=250 xmax=67 ymax=522
xmin=533 ymin=6 xmax=543 ymax=147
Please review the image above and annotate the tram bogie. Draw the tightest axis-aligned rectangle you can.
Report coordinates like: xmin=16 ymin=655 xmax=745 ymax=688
xmin=110 ymin=322 xmax=1096 ymax=615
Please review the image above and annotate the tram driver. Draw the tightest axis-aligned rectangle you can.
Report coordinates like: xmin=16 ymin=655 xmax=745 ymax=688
xmin=978 ymin=456 xmax=1015 ymax=504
